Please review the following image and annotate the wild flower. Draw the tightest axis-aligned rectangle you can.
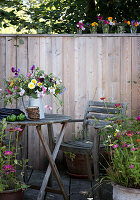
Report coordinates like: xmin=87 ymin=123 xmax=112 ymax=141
xmin=102 ymin=114 xmax=140 ymax=189
xmin=0 ymin=119 xmax=28 ymax=191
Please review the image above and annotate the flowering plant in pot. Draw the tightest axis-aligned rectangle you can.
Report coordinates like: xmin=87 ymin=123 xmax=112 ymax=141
xmin=0 ymin=65 xmax=65 ymax=118
xmin=0 ymin=118 xmax=28 ymax=199
xmin=101 ymin=111 xmax=140 ymax=200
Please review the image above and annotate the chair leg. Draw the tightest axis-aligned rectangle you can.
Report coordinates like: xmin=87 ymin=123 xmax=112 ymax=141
xmin=68 ymin=175 xmax=71 ymax=200
xmin=84 ymin=154 xmax=93 ymax=182
xmin=92 ymin=129 xmax=100 ymax=200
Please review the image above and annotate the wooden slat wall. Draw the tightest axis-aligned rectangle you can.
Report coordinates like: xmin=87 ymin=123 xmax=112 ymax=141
xmin=0 ymin=35 xmax=140 ymax=169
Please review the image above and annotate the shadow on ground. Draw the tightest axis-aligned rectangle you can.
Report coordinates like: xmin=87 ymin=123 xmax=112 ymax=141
xmin=24 ymin=170 xmax=113 ymax=200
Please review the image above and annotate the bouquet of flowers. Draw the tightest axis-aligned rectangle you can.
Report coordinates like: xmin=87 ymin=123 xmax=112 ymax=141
xmin=0 ymin=118 xmax=28 ymax=192
xmin=0 ymin=65 xmax=65 ymax=107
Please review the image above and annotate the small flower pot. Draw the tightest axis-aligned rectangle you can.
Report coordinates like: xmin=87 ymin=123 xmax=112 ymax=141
xmin=130 ymin=26 xmax=137 ymax=34
xmin=90 ymin=26 xmax=97 ymax=34
xmin=112 ymin=183 xmax=140 ymax=200
xmin=77 ymin=28 xmax=82 ymax=34
xmin=117 ymin=26 xmax=125 ymax=33
xmin=0 ymin=189 xmax=24 ymax=200
xmin=102 ymin=25 xmax=109 ymax=34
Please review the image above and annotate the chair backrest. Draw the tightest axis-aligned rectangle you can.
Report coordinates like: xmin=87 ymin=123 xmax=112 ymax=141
xmin=83 ymin=100 xmax=127 ymax=138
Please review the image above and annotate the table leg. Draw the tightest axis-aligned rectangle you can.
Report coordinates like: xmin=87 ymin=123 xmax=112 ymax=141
xmin=36 ymin=123 xmax=68 ymax=200
xmin=47 ymin=124 xmax=55 ymax=187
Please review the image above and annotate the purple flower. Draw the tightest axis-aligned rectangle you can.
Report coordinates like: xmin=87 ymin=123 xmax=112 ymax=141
xmin=4 ymin=151 xmax=13 ymax=156
xmin=11 ymin=67 xmax=16 ymax=73
xmin=14 ymin=72 xmax=19 ymax=78
xmin=15 ymin=86 xmax=18 ymax=90
xmin=131 ymin=20 xmax=135 ymax=25
xmin=113 ymin=144 xmax=119 ymax=148
xmin=39 ymin=78 xmax=44 ymax=83
xmin=128 ymin=164 xmax=134 ymax=169
xmin=30 ymin=65 xmax=35 ymax=73
xmin=122 ymin=142 xmax=128 ymax=148
xmin=131 ymin=148 xmax=137 ymax=151
xmin=136 ymin=116 xmax=140 ymax=121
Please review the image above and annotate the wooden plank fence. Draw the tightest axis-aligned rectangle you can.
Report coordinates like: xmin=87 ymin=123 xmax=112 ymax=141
xmin=0 ymin=34 xmax=140 ymax=169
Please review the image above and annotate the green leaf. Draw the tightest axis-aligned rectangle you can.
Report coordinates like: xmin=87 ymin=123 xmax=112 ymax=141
xmin=19 ymin=39 xmax=24 ymax=44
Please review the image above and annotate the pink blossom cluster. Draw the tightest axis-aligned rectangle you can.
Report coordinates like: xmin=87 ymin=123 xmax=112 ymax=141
xmin=3 ymin=165 xmax=16 ymax=174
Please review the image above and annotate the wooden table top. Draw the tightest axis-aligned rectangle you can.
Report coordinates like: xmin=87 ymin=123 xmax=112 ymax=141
xmin=0 ymin=114 xmax=72 ymax=126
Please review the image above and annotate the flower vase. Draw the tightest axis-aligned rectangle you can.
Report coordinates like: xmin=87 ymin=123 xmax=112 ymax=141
xmin=90 ymin=26 xmax=97 ymax=34
xmin=113 ymin=183 xmax=140 ymax=200
xmin=117 ymin=26 xmax=125 ymax=34
xmin=102 ymin=24 xmax=109 ymax=34
xmin=130 ymin=26 xmax=137 ymax=34
xmin=77 ymin=28 xmax=82 ymax=34
xmin=29 ymin=96 xmax=45 ymax=119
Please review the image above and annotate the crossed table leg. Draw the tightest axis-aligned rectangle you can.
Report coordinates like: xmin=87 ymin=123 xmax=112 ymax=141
xmin=36 ymin=122 xmax=68 ymax=200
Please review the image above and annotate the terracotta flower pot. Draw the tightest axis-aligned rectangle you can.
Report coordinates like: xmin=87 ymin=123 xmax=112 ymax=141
xmin=65 ymin=153 xmax=93 ymax=175
xmin=0 ymin=189 xmax=24 ymax=200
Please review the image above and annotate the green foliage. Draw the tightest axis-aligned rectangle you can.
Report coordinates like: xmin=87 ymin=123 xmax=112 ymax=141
xmin=0 ymin=0 xmax=139 ymax=34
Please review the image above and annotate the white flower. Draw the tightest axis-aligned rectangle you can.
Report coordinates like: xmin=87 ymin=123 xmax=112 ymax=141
xmin=48 ymin=87 xmax=55 ymax=94
xmin=0 ymin=88 xmax=2 ymax=92
xmin=105 ymin=125 xmax=112 ymax=128
xmin=116 ymin=129 xmax=120 ymax=133
xmin=19 ymin=88 xmax=25 ymax=96
xmin=37 ymin=90 xmax=45 ymax=98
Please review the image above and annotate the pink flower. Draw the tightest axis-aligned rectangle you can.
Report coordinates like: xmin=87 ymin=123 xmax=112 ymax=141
xmin=131 ymin=148 xmax=137 ymax=151
xmin=122 ymin=142 xmax=128 ymax=148
xmin=135 ymin=116 xmax=140 ymax=121
xmin=4 ymin=151 xmax=13 ymax=156
xmin=44 ymin=105 xmax=52 ymax=111
xmin=136 ymin=131 xmax=140 ymax=135
xmin=15 ymin=127 xmax=23 ymax=132
xmin=113 ymin=144 xmax=119 ymax=148
xmin=19 ymin=88 xmax=25 ymax=96
xmin=100 ymin=97 xmax=106 ymax=100
xmin=128 ymin=164 xmax=134 ymax=169
xmin=3 ymin=165 xmax=16 ymax=174
xmin=127 ymin=131 xmax=134 ymax=137
xmin=115 ymin=103 xmax=122 ymax=108
xmin=15 ymin=86 xmax=18 ymax=90
xmin=6 ymin=88 xmax=12 ymax=95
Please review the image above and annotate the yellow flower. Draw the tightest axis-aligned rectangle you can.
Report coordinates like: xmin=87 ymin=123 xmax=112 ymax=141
xmin=108 ymin=17 xmax=112 ymax=21
xmin=37 ymin=82 xmax=42 ymax=87
xmin=28 ymin=82 xmax=35 ymax=89
xmin=135 ymin=22 xmax=139 ymax=27
xmin=127 ymin=21 xmax=130 ymax=25
xmin=91 ymin=22 xmax=98 ymax=27
xmin=10 ymin=81 xmax=14 ymax=87
xmin=113 ymin=21 xmax=115 ymax=24
xmin=31 ymin=79 xmax=37 ymax=84
xmin=91 ymin=22 xmax=95 ymax=26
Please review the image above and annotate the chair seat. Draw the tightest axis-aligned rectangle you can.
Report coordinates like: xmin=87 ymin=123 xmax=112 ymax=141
xmin=60 ymin=139 xmax=105 ymax=155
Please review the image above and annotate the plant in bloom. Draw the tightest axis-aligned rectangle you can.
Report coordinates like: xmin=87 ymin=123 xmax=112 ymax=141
xmin=76 ymin=20 xmax=85 ymax=31
xmin=0 ymin=118 xmax=28 ymax=191
xmin=102 ymin=114 xmax=140 ymax=189
xmin=0 ymin=65 xmax=65 ymax=107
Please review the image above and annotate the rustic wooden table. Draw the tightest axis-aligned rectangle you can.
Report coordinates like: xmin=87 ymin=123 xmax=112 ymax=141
xmin=1 ymin=114 xmax=72 ymax=200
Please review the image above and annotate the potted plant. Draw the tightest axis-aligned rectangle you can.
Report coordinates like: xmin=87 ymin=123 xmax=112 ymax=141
xmin=0 ymin=118 xmax=28 ymax=200
xmin=101 ymin=113 xmax=140 ymax=200
xmin=0 ymin=65 xmax=65 ymax=118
